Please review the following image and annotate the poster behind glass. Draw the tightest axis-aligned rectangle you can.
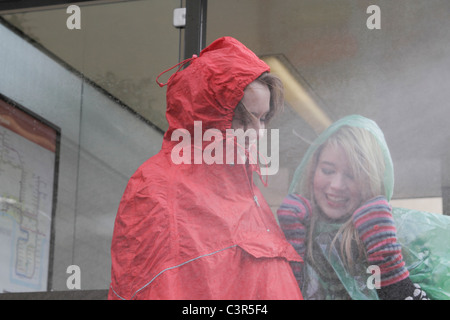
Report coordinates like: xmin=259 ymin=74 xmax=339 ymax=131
xmin=0 ymin=94 xmax=59 ymax=292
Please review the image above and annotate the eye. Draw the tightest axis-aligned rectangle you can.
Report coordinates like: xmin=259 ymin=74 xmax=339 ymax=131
xmin=321 ymin=167 xmax=335 ymax=175
xmin=345 ymin=172 xmax=355 ymax=180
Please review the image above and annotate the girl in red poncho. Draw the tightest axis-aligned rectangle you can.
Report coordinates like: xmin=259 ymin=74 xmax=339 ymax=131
xmin=108 ymin=37 xmax=303 ymax=300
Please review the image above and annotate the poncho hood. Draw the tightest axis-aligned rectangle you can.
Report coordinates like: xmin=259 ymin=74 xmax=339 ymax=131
xmin=162 ymin=36 xmax=270 ymax=145
xmin=289 ymin=114 xmax=394 ymax=201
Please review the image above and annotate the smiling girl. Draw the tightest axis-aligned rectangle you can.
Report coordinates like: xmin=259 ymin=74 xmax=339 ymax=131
xmin=277 ymin=115 xmax=429 ymax=300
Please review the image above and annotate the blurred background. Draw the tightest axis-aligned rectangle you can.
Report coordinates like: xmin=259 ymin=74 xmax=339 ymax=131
xmin=0 ymin=0 xmax=449 ymax=297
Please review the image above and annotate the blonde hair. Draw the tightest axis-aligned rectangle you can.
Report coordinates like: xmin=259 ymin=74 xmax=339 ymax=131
xmin=302 ymin=125 xmax=386 ymax=270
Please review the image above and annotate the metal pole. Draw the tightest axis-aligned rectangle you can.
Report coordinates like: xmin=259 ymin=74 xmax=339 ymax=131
xmin=184 ymin=0 xmax=208 ymax=60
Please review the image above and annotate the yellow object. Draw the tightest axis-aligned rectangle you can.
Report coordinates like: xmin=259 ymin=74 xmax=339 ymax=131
xmin=262 ymin=56 xmax=332 ymax=133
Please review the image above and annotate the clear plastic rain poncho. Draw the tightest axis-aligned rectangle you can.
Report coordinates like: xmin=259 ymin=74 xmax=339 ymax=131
xmin=288 ymin=114 xmax=450 ymax=300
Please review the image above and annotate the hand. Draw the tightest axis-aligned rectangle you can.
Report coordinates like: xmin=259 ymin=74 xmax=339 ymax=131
xmin=352 ymin=196 xmax=409 ymax=288
xmin=278 ymin=193 xmax=311 ymax=224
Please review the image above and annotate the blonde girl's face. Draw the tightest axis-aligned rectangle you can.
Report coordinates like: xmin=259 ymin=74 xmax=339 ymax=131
xmin=313 ymin=143 xmax=362 ymax=220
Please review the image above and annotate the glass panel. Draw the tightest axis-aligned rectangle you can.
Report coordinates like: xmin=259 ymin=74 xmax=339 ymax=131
xmin=0 ymin=0 xmax=180 ymax=292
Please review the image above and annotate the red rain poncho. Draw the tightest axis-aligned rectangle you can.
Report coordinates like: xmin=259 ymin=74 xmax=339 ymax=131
xmin=108 ymin=37 xmax=303 ymax=300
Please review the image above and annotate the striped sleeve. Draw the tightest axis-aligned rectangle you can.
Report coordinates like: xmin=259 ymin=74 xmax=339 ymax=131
xmin=352 ymin=196 xmax=409 ymax=287
xmin=277 ymin=194 xmax=311 ymax=259
xmin=277 ymin=194 xmax=311 ymax=284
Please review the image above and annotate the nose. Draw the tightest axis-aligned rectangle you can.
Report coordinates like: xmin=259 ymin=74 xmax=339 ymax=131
xmin=245 ymin=118 xmax=264 ymax=135
xmin=329 ymin=173 xmax=346 ymax=190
